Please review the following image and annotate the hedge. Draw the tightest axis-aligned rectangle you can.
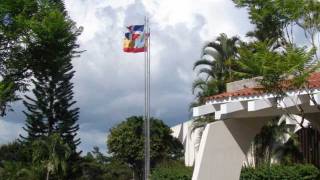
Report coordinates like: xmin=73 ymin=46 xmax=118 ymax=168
xmin=241 ymin=164 xmax=320 ymax=180
xmin=151 ymin=162 xmax=320 ymax=180
xmin=151 ymin=160 xmax=193 ymax=180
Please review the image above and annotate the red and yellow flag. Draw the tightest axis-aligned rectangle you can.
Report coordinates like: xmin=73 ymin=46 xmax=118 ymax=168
xmin=123 ymin=25 xmax=146 ymax=53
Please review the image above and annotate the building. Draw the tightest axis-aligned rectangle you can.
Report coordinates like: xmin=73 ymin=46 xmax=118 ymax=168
xmin=173 ymin=72 xmax=320 ymax=180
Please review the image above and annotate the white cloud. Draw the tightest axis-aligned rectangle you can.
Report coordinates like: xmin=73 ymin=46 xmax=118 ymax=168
xmin=0 ymin=119 xmax=25 ymax=144
xmin=3 ymin=0 xmax=252 ymax=153
xmin=78 ymin=127 xmax=108 ymax=154
xmin=66 ymin=0 xmax=252 ymax=153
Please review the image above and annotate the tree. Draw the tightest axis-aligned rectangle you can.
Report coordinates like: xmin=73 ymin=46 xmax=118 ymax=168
xmin=17 ymin=1 xmax=83 ymax=178
xmin=0 ymin=141 xmax=31 ymax=164
xmin=233 ymin=0 xmax=294 ymax=43
xmin=31 ymin=133 xmax=71 ymax=180
xmin=253 ymin=118 xmax=289 ymax=167
xmin=21 ymin=0 xmax=82 ymax=153
xmin=232 ymin=0 xmax=320 ymax=168
xmin=191 ymin=34 xmax=240 ymax=144
xmin=0 ymin=161 xmax=44 ymax=180
xmin=192 ymin=33 xmax=240 ymax=103
xmin=233 ymin=0 xmax=320 ymax=108
xmin=234 ymin=42 xmax=316 ymax=88
xmin=0 ymin=0 xmax=38 ymax=116
xmin=107 ymin=116 xmax=184 ymax=180
xmin=78 ymin=148 xmax=132 ymax=180
xmin=0 ymin=134 xmax=72 ymax=180
xmin=233 ymin=0 xmax=320 ymax=59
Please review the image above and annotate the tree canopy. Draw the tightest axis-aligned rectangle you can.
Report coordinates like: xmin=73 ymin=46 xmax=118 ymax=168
xmin=107 ymin=116 xmax=184 ymax=179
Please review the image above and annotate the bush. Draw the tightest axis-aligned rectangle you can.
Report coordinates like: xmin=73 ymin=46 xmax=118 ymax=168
xmin=107 ymin=116 xmax=184 ymax=179
xmin=241 ymin=164 xmax=320 ymax=180
xmin=151 ymin=160 xmax=193 ymax=180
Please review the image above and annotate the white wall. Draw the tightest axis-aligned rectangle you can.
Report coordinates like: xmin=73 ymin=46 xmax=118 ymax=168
xmin=171 ymin=120 xmax=200 ymax=167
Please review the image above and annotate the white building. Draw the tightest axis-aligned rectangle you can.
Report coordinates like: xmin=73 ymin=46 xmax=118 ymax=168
xmin=172 ymin=72 xmax=320 ymax=180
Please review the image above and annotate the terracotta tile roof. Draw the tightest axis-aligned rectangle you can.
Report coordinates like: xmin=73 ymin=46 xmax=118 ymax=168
xmin=308 ymin=72 xmax=320 ymax=88
xmin=206 ymin=72 xmax=320 ymax=101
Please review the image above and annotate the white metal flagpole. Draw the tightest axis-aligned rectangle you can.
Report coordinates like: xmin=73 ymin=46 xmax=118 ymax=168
xmin=144 ymin=16 xmax=151 ymax=180
xmin=147 ymin=16 xmax=151 ymax=179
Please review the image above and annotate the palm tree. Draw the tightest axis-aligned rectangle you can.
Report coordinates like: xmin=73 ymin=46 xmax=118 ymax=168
xmin=190 ymin=34 xmax=240 ymax=152
xmin=192 ymin=33 xmax=240 ymax=97
xmin=253 ymin=118 xmax=291 ymax=167
xmin=190 ymin=79 xmax=220 ymax=108
xmin=31 ymin=133 xmax=71 ymax=180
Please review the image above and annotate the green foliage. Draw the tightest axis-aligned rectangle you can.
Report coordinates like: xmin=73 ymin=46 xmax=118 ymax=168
xmin=192 ymin=33 xmax=240 ymax=105
xmin=240 ymin=164 xmax=320 ymax=180
xmin=21 ymin=0 xmax=82 ymax=155
xmin=0 ymin=135 xmax=72 ymax=180
xmin=107 ymin=116 xmax=184 ymax=179
xmin=78 ymin=148 xmax=132 ymax=180
xmin=191 ymin=34 xmax=240 ymax=145
xmin=79 ymin=158 xmax=132 ymax=180
xmin=0 ymin=141 xmax=49 ymax=179
xmin=235 ymin=41 xmax=317 ymax=94
xmin=31 ymin=133 xmax=72 ymax=179
xmin=0 ymin=0 xmax=37 ymax=115
xmin=233 ymin=0 xmax=320 ymax=58
xmin=232 ymin=0 xmax=320 ymax=43
xmin=276 ymin=137 xmax=303 ymax=165
xmin=191 ymin=78 xmax=220 ymax=106
xmin=0 ymin=1 xmax=83 ymax=179
xmin=253 ymin=118 xmax=292 ymax=167
xmin=0 ymin=141 xmax=31 ymax=163
xmin=191 ymin=116 xmax=215 ymax=133
xmin=151 ymin=160 xmax=193 ymax=180
xmin=1 ymin=0 xmax=83 ymax=151
xmin=233 ymin=0 xmax=320 ymax=91
xmin=0 ymin=142 xmax=133 ymax=180
xmin=233 ymin=0 xmax=301 ymax=41
xmin=0 ymin=161 xmax=44 ymax=180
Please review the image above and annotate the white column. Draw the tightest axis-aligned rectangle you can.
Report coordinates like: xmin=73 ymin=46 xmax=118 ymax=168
xmin=192 ymin=118 xmax=270 ymax=180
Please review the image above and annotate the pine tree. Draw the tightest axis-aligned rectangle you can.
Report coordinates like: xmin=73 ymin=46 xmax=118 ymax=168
xmin=21 ymin=0 xmax=82 ymax=155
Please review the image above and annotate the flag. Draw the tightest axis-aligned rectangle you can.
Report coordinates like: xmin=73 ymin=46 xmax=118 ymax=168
xmin=123 ymin=25 xmax=146 ymax=53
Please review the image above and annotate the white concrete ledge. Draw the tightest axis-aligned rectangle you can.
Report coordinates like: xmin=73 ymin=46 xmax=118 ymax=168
xmin=278 ymin=95 xmax=309 ymax=108
xmin=248 ymin=98 xmax=274 ymax=111
xmin=193 ymin=104 xmax=219 ymax=117
xmin=220 ymin=101 xmax=246 ymax=114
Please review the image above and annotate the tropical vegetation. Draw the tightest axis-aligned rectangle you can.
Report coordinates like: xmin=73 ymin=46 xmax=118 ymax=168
xmin=150 ymin=160 xmax=193 ymax=180
xmin=107 ymin=116 xmax=184 ymax=179
xmin=241 ymin=164 xmax=320 ymax=180
xmin=191 ymin=0 xmax=320 ymax=172
xmin=0 ymin=0 xmax=320 ymax=179
xmin=192 ymin=33 xmax=240 ymax=107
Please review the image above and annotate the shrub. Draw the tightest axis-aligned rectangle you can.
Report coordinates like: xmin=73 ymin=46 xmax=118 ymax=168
xmin=240 ymin=164 xmax=320 ymax=180
xmin=151 ymin=160 xmax=193 ymax=180
xmin=107 ymin=116 xmax=184 ymax=179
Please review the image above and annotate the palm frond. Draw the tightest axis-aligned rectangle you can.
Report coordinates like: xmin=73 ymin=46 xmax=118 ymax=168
xmin=191 ymin=116 xmax=215 ymax=134
xmin=192 ymin=79 xmax=207 ymax=94
xmin=193 ymin=59 xmax=213 ymax=70
xmin=197 ymin=68 xmax=214 ymax=78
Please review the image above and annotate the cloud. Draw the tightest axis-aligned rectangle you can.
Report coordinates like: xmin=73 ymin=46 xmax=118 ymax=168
xmin=78 ymin=127 xmax=108 ymax=154
xmin=0 ymin=119 xmax=25 ymax=144
xmin=2 ymin=0 xmax=252 ymax=153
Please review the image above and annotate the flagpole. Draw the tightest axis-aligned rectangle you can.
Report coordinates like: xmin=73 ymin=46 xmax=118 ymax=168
xmin=144 ymin=16 xmax=151 ymax=180
xmin=147 ymin=16 xmax=151 ymax=179
xmin=144 ymin=16 xmax=147 ymax=180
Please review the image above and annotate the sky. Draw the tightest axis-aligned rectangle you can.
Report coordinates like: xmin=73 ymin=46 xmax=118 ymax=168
xmin=0 ymin=0 xmax=253 ymax=154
